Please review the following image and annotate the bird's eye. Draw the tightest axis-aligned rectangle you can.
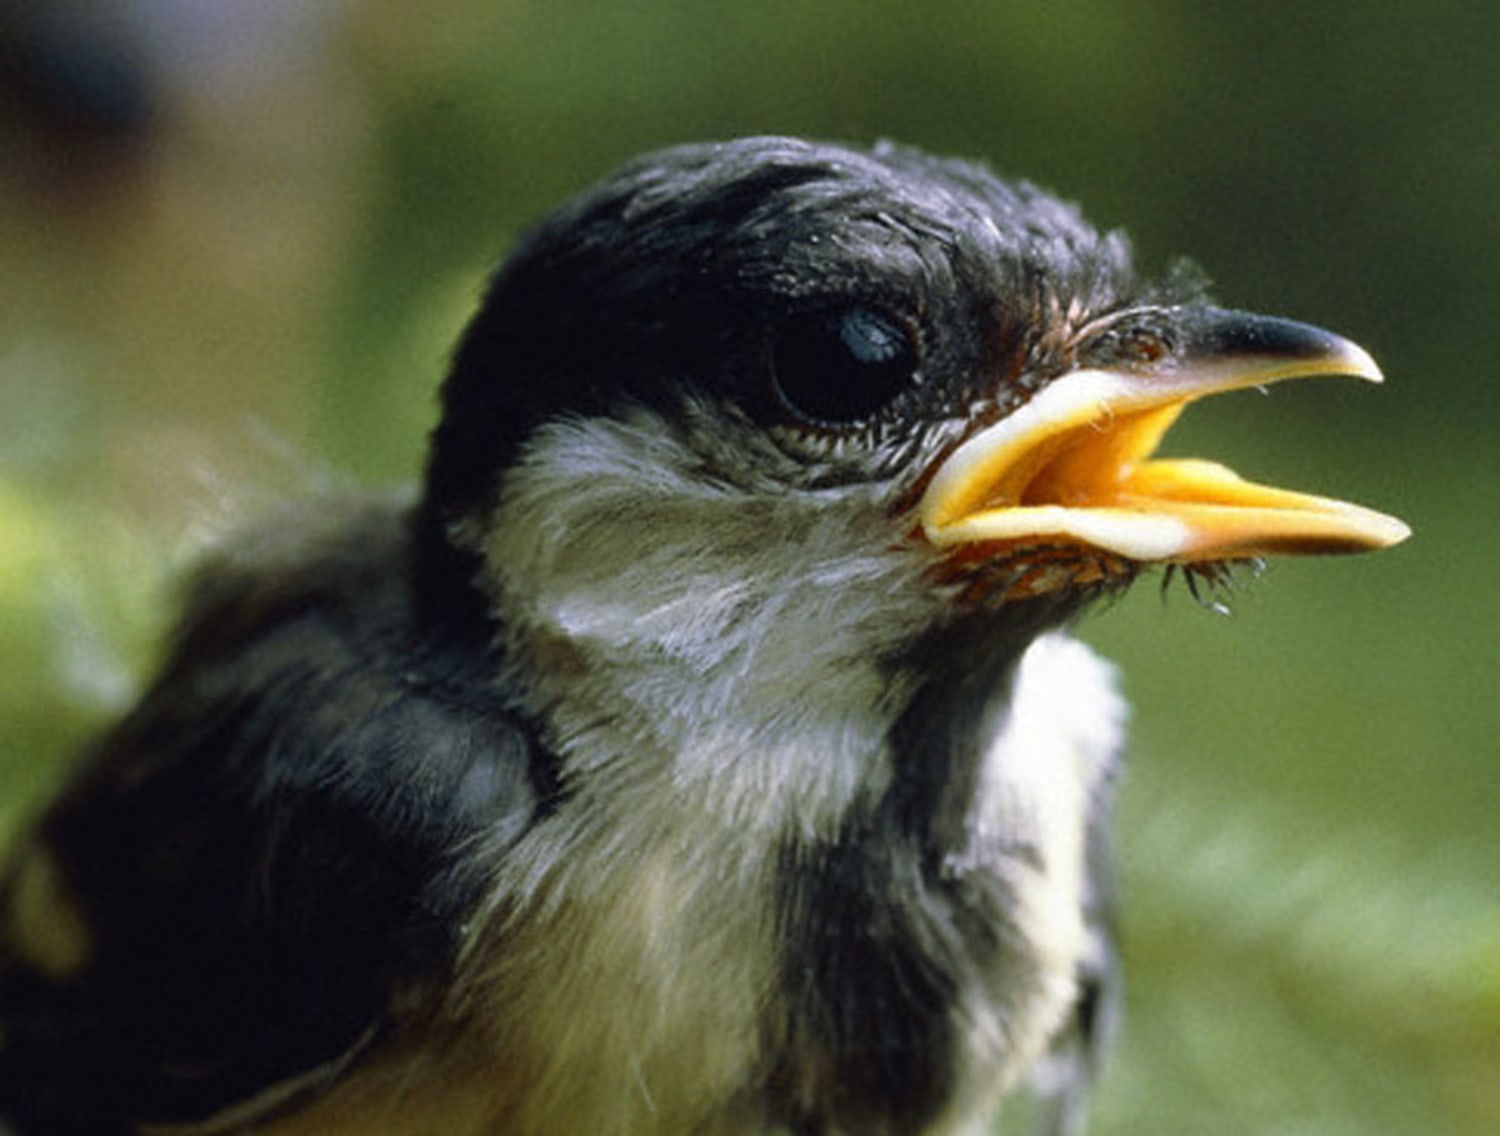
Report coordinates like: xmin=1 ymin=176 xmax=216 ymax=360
xmin=769 ymin=305 xmax=920 ymax=425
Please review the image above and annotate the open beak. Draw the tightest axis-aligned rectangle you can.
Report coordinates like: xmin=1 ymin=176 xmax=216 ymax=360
xmin=919 ymin=309 xmax=1410 ymax=564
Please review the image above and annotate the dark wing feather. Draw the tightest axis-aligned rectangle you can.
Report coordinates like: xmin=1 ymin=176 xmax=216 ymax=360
xmin=0 ymin=497 xmax=547 ymax=1133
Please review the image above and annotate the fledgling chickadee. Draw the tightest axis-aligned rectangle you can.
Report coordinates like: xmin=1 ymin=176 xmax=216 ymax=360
xmin=0 ymin=137 xmax=1407 ymax=1135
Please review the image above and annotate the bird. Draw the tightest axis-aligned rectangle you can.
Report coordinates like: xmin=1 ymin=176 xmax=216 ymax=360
xmin=0 ymin=136 xmax=1408 ymax=1136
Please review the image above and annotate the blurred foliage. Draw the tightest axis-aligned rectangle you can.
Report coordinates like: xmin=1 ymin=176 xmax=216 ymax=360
xmin=1 ymin=1 xmax=1496 ymax=1132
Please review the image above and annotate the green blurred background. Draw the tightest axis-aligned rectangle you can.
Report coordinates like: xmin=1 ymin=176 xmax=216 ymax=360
xmin=1 ymin=2 xmax=1495 ymax=1132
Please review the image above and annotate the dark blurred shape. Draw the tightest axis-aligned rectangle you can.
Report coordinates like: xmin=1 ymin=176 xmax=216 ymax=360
xmin=0 ymin=0 xmax=156 ymax=190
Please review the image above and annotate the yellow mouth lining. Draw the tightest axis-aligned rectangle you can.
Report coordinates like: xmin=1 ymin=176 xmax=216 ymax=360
xmin=919 ymin=360 xmax=1410 ymax=564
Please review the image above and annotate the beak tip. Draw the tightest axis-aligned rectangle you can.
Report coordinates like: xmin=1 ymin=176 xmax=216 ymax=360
xmin=1383 ymin=515 xmax=1414 ymax=546
xmin=1339 ymin=338 xmax=1385 ymax=385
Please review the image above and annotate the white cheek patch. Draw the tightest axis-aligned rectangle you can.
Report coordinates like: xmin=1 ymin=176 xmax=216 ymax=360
xmin=476 ymin=411 xmax=941 ymax=838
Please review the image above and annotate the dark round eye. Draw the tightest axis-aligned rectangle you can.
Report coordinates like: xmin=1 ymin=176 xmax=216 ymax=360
xmin=769 ymin=305 xmax=920 ymax=425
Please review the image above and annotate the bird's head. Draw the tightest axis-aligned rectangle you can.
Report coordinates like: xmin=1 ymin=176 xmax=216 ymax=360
xmin=415 ymin=137 xmax=1407 ymax=697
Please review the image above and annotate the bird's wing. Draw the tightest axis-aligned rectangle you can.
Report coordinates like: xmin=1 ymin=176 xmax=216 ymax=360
xmin=0 ymin=500 xmax=550 ymax=1134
